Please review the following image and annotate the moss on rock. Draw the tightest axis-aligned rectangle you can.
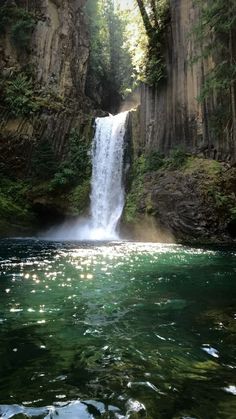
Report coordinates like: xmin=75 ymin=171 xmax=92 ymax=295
xmin=0 ymin=179 xmax=37 ymax=235
xmin=124 ymin=153 xmax=236 ymax=243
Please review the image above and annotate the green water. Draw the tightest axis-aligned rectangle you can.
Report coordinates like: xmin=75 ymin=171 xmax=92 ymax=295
xmin=0 ymin=239 xmax=235 ymax=418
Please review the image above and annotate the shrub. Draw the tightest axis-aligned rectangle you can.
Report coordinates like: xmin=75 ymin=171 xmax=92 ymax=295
xmin=4 ymin=73 xmax=40 ymax=116
xmin=31 ymin=140 xmax=58 ymax=181
xmin=0 ymin=5 xmax=35 ymax=50
xmin=165 ymin=148 xmax=188 ymax=169
xmin=11 ymin=18 xmax=35 ymax=50
xmin=146 ymin=151 xmax=164 ymax=171
xmin=69 ymin=179 xmax=91 ymax=214
xmin=50 ymin=129 xmax=92 ymax=190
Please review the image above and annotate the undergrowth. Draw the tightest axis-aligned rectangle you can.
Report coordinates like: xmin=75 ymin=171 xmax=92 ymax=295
xmin=0 ymin=4 xmax=36 ymax=50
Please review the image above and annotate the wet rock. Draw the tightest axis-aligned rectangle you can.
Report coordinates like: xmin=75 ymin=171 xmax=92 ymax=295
xmin=126 ymin=399 xmax=146 ymax=418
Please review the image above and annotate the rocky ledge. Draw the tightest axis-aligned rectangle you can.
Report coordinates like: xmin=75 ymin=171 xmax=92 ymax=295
xmin=124 ymin=156 xmax=236 ymax=243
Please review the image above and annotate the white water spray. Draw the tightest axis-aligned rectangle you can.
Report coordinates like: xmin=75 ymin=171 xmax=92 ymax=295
xmin=89 ymin=111 xmax=128 ymax=239
xmin=43 ymin=112 xmax=128 ymax=241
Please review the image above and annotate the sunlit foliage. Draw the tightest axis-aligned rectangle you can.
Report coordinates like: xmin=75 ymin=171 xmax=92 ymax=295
xmin=86 ymin=0 xmax=134 ymax=104
xmin=86 ymin=0 xmax=170 ymax=100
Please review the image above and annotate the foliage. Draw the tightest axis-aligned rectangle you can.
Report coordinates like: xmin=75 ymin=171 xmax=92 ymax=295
xmin=0 ymin=178 xmax=34 ymax=231
xmin=3 ymin=73 xmax=40 ymax=116
xmin=206 ymin=187 xmax=236 ymax=220
xmin=11 ymin=18 xmax=35 ymax=50
xmin=86 ymin=0 xmax=133 ymax=101
xmin=183 ymin=157 xmax=236 ymax=222
xmin=31 ymin=140 xmax=58 ymax=181
xmin=197 ymin=63 xmax=236 ymax=103
xmin=86 ymin=0 xmax=170 ymax=99
xmin=145 ymin=151 xmax=165 ymax=171
xmin=124 ymin=151 xmax=163 ymax=222
xmin=191 ymin=0 xmax=236 ymax=137
xmin=213 ymin=191 xmax=234 ymax=210
xmin=68 ymin=179 xmax=91 ymax=214
xmin=193 ymin=0 xmax=236 ymax=44
xmin=124 ymin=155 xmax=147 ymax=222
xmin=184 ymin=156 xmax=222 ymax=176
xmin=0 ymin=192 xmax=28 ymax=222
xmin=0 ymin=4 xmax=35 ymax=50
xmin=230 ymin=207 xmax=236 ymax=219
xmin=131 ymin=0 xmax=169 ymax=85
xmin=50 ymin=129 xmax=91 ymax=190
xmin=0 ymin=71 xmax=65 ymax=116
xmin=165 ymin=148 xmax=188 ymax=169
xmin=144 ymin=54 xmax=167 ymax=85
xmin=125 ymin=149 xmax=188 ymax=222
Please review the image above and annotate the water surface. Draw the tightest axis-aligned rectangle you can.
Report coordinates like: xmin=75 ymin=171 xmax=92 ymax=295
xmin=0 ymin=239 xmax=235 ymax=418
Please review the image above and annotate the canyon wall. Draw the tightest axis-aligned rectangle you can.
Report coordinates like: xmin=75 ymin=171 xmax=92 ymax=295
xmin=0 ymin=0 xmax=91 ymax=178
xmin=0 ymin=0 xmax=94 ymax=234
xmin=137 ymin=0 xmax=236 ymax=163
xmin=125 ymin=0 xmax=236 ymax=243
xmin=1 ymin=0 xmax=89 ymax=99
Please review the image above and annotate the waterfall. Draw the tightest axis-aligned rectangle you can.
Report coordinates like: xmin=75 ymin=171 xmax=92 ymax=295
xmin=89 ymin=111 xmax=128 ymax=239
xmin=42 ymin=111 xmax=128 ymax=241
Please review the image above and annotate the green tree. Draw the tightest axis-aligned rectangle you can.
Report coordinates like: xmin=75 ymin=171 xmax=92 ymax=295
xmin=85 ymin=0 xmax=133 ymax=110
xmin=135 ymin=0 xmax=169 ymax=85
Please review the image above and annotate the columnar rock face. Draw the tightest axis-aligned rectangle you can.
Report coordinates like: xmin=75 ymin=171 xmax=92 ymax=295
xmin=138 ymin=0 xmax=236 ymax=163
xmin=126 ymin=0 xmax=236 ymax=243
xmin=0 ymin=0 xmax=91 ymax=177
xmin=32 ymin=0 xmax=89 ymax=99
xmin=0 ymin=0 xmax=89 ymax=99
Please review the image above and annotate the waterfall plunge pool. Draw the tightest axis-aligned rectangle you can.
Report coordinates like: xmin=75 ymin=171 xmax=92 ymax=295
xmin=0 ymin=239 xmax=236 ymax=418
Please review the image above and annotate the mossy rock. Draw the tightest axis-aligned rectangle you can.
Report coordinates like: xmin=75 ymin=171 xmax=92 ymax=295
xmin=68 ymin=179 xmax=91 ymax=215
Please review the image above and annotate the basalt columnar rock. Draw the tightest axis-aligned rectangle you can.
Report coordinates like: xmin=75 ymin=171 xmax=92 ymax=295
xmin=0 ymin=0 xmax=89 ymax=100
xmin=126 ymin=0 xmax=236 ymax=242
xmin=0 ymin=0 xmax=93 ymax=234
xmin=135 ymin=0 xmax=236 ymax=164
xmin=0 ymin=0 xmax=91 ymax=176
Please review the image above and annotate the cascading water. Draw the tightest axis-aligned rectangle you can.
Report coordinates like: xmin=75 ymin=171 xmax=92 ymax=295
xmin=43 ymin=111 xmax=128 ymax=241
xmin=89 ymin=111 xmax=128 ymax=239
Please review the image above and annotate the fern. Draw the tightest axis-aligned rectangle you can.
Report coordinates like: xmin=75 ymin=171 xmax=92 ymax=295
xmin=5 ymin=74 xmax=40 ymax=116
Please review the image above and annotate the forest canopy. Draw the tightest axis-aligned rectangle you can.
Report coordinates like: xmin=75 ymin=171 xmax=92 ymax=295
xmin=85 ymin=0 xmax=169 ymax=106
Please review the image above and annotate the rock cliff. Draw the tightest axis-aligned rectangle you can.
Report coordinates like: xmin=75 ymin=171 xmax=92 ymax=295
xmin=0 ymin=0 xmax=93 ymax=234
xmin=0 ymin=0 xmax=91 ymax=177
xmin=136 ymin=0 xmax=236 ymax=163
xmin=1 ymin=0 xmax=89 ymax=99
xmin=126 ymin=0 xmax=236 ymax=243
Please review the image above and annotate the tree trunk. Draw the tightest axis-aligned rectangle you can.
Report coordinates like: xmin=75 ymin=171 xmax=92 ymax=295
xmin=150 ymin=0 xmax=159 ymax=30
xmin=136 ymin=0 xmax=155 ymax=39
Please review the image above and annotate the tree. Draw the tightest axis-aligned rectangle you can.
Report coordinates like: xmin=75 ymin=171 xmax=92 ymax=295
xmin=136 ymin=0 xmax=156 ymax=39
xmin=135 ymin=0 xmax=169 ymax=85
xmin=85 ymin=0 xmax=133 ymax=111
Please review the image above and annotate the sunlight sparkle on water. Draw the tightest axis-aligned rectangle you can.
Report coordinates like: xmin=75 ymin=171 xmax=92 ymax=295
xmin=0 ymin=239 xmax=235 ymax=419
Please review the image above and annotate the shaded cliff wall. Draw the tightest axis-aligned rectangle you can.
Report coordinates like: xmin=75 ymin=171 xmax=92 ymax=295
xmin=0 ymin=0 xmax=91 ymax=178
xmin=138 ymin=0 xmax=236 ymax=163
xmin=1 ymin=0 xmax=89 ymax=100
